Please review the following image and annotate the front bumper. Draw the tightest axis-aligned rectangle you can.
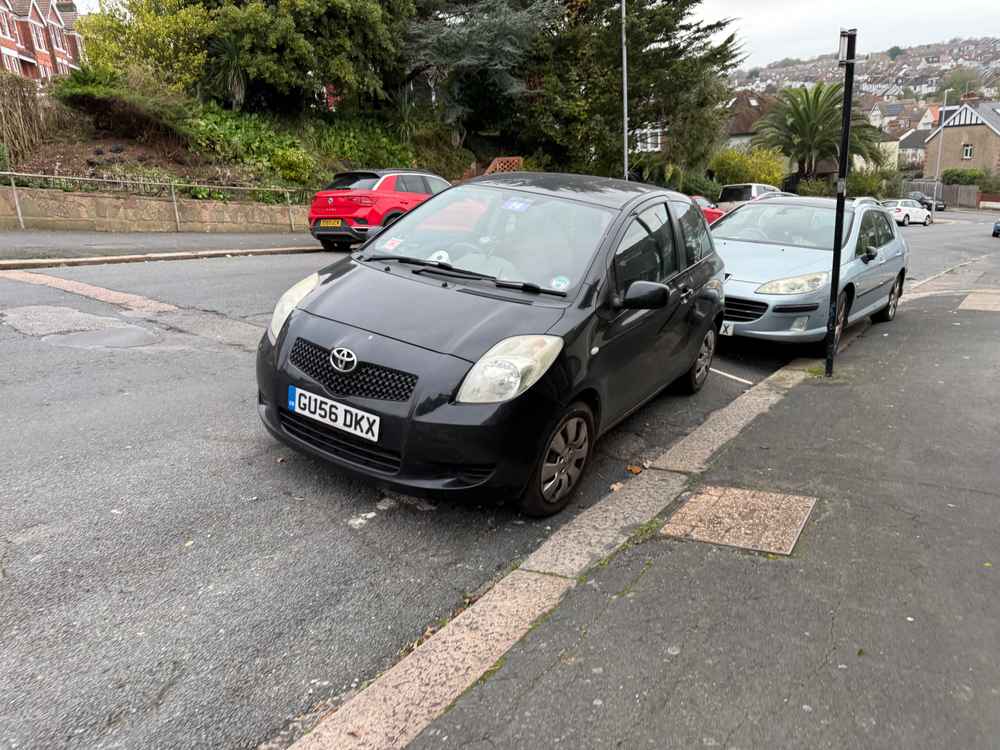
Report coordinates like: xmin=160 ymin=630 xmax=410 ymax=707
xmin=256 ymin=312 xmax=560 ymax=499
xmin=721 ymin=280 xmax=828 ymax=343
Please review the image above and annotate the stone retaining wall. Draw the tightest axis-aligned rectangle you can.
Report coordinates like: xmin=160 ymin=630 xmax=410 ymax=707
xmin=0 ymin=186 xmax=311 ymax=233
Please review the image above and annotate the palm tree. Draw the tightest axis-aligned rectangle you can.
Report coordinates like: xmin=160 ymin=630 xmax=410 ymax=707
xmin=209 ymin=35 xmax=248 ymax=111
xmin=753 ymin=82 xmax=882 ymax=179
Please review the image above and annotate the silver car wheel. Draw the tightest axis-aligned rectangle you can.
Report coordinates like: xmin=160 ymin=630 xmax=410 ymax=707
xmin=694 ymin=328 xmax=715 ymax=385
xmin=835 ymin=293 xmax=847 ymax=346
xmin=888 ymin=279 xmax=900 ymax=319
xmin=540 ymin=416 xmax=589 ymax=504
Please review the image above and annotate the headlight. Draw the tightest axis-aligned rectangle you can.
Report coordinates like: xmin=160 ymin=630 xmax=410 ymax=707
xmin=456 ymin=335 xmax=563 ymax=404
xmin=268 ymin=272 xmax=319 ymax=342
xmin=756 ymin=272 xmax=829 ymax=295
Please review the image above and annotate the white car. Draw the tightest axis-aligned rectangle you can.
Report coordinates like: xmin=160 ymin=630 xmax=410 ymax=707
xmin=882 ymin=199 xmax=931 ymax=226
xmin=717 ymin=183 xmax=780 ymax=212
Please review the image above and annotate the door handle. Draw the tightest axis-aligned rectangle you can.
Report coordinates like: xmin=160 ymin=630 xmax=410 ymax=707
xmin=678 ymin=286 xmax=694 ymax=302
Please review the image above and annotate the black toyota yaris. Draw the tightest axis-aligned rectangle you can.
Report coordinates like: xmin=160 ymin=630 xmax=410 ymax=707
xmin=257 ymin=173 xmax=725 ymax=516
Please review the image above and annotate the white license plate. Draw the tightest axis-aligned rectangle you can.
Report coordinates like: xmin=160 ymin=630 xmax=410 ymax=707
xmin=287 ymin=385 xmax=380 ymax=442
xmin=720 ymin=320 xmax=736 ymax=336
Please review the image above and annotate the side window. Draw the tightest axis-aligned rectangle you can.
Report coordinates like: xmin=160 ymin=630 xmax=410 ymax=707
xmin=875 ymin=213 xmax=895 ymax=245
xmin=396 ymin=175 xmax=426 ymax=194
xmin=614 ymin=205 xmax=678 ymax=292
xmin=671 ymin=200 xmax=714 ymax=268
xmin=426 ymin=177 xmax=450 ymax=195
xmin=856 ymin=212 xmax=879 ymax=256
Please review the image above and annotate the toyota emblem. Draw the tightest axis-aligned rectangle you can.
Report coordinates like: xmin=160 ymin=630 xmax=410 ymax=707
xmin=330 ymin=347 xmax=358 ymax=373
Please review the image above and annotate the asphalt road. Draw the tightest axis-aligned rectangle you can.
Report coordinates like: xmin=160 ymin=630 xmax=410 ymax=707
xmin=0 ymin=210 xmax=997 ymax=749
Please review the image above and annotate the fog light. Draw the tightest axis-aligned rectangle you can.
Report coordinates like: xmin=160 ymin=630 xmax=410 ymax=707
xmin=791 ymin=316 xmax=809 ymax=332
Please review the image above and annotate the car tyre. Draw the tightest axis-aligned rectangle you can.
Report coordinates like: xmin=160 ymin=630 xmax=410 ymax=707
xmin=872 ymin=275 xmax=902 ymax=323
xmin=902 ymin=214 xmax=910 ymax=226
xmin=815 ymin=290 xmax=849 ymax=357
xmin=679 ymin=326 xmax=716 ymax=394
xmin=381 ymin=212 xmax=403 ymax=229
xmin=518 ymin=402 xmax=594 ymax=517
xmin=923 ymin=214 xmax=931 ymax=226
xmin=320 ymin=239 xmax=351 ymax=252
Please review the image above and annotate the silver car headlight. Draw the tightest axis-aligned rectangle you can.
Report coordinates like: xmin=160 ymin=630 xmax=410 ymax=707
xmin=268 ymin=272 xmax=319 ymax=342
xmin=756 ymin=272 xmax=829 ymax=295
xmin=457 ymin=335 xmax=563 ymax=404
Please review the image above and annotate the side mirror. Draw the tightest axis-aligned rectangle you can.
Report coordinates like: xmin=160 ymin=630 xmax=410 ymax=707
xmin=621 ymin=280 xmax=670 ymax=309
xmin=862 ymin=245 xmax=878 ymax=263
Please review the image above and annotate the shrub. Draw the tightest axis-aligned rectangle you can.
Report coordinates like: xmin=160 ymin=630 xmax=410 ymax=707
xmin=270 ymin=146 xmax=316 ymax=184
xmin=52 ymin=65 xmax=194 ymax=144
xmin=847 ymin=169 xmax=883 ymax=198
xmin=0 ymin=143 xmax=8 ymax=172
xmin=709 ymin=147 xmax=785 ymax=188
xmin=682 ymin=171 xmax=723 ymax=201
xmin=797 ymin=178 xmax=834 ymax=197
xmin=942 ymin=168 xmax=986 ymax=185
xmin=313 ymin=118 xmax=416 ymax=170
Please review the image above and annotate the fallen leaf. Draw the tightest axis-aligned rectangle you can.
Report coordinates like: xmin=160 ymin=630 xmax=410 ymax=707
xmin=984 ymin=562 xmax=993 ymax=568
xmin=610 ymin=482 xmax=624 ymax=492
xmin=277 ymin=457 xmax=286 ymax=464
xmin=184 ymin=540 xmax=194 ymax=547
xmin=626 ymin=465 xmax=643 ymax=475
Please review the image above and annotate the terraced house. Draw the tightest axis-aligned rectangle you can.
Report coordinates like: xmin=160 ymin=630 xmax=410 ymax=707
xmin=0 ymin=0 xmax=83 ymax=80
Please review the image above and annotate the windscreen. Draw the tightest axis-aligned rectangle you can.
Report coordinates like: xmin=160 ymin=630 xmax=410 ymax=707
xmin=366 ymin=185 xmax=615 ymax=294
xmin=325 ymin=173 xmax=379 ymax=190
xmin=711 ymin=202 xmax=855 ymax=251
xmin=719 ymin=185 xmax=752 ymax=203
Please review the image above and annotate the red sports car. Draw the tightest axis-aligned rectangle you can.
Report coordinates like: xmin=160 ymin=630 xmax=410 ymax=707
xmin=309 ymin=169 xmax=451 ymax=251
xmin=691 ymin=195 xmax=725 ymax=224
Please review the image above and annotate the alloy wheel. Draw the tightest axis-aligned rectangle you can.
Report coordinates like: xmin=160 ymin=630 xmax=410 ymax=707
xmin=835 ymin=293 xmax=847 ymax=346
xmin=888 ymin=279 xmax=900 ymax=319
xmin=540 ymin=416 xmax=589 ymax=504
xmin=694 ymin=328 xmax=715 ymax=386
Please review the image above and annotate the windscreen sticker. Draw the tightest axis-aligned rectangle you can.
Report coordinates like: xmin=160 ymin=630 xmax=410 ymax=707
xmin=383 ymin=237 xmax=403 ymax=251
xmin=501 ymin=198 xmax=533 ymax=213
xmin=550 ymin=275 xmax=571 ymax=292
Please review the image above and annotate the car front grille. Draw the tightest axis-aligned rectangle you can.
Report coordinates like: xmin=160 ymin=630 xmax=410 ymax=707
xmin=289 ymin=338 xmax=418 ymax=402
xmin=278 ymin=407 xmax=401 ymax=474
xmin=724 ymin=297 xmax=769 ymax=322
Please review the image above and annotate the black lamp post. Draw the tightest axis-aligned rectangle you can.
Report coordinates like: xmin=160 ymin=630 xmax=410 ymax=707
xmin=825 ymin=28 xmax=857 ymax=377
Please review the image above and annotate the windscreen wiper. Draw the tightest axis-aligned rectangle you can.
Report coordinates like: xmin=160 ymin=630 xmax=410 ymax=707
xmin=493 ymin=279 xmax=567 ymax=297
xmin=361 ymin=254 xmax=496 ymax=280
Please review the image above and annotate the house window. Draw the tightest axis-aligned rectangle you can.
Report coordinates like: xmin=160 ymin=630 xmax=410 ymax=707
xmin=962 ymin=143 xmax=974 ymax=160
xmin=0 ymin=13 xmax=10 ymax=38
xmin=635 ymin=127 xmax=663 ymax=153
xmin=2 ymin=54 xmax=18 ymax=74
xmin=31 ymin=24 xmax=46 ymax=51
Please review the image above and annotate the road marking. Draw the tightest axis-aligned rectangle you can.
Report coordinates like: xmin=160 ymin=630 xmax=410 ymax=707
xmin=710 ymin=367 xmax=755 ymax=386
xmin=0 ymin=270 xmax=177 ymax=312
xmin=0 ymin=245 xmax=321 ymax=271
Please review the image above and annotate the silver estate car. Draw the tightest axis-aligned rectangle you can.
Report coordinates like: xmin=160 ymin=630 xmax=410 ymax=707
xmin=711 ymin=197 xmax=909 ymax=344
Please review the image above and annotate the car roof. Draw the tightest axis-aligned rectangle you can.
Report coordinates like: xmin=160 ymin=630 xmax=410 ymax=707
xmin=466 ymin=171 xmax=686 ymax=209
xmin=336 ymin=169 xmax=442 ymax=178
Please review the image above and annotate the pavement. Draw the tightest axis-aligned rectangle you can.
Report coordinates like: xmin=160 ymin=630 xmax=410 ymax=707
xmin=411 ymin=253 xmax=1000 ymax=749
xmin=0 ymin=213 xmax=998 ymax=749
xmin=0 ymin=230 xmax=319 ymax=260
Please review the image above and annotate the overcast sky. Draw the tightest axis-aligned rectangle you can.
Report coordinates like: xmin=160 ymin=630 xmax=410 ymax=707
xmin=697 ymin=0 xmax=999 ymax=69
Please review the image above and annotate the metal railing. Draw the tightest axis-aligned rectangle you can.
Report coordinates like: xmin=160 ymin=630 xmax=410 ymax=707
xmin=1 ymin=171 xmax=312 ymax=231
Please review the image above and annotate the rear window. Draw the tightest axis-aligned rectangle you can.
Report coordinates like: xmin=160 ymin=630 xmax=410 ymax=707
xmin=719 ymin=185 xmax=752 ymax=203
xmin=325 ymin=173 xmax=379 ymax=190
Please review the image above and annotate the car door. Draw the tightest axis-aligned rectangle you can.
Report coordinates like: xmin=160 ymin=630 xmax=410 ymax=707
xmin=873 ymin=211 xmax=905 ymax=292
xmin=669 ymin=198 xmax=720 ymax=364
xmin=848 ymin=210 xmax=885 ymax=316
xmin=590 ymin=203 xmax=687 ymax=424
xmin=395 ymin=174 xmax=428 ymax=210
